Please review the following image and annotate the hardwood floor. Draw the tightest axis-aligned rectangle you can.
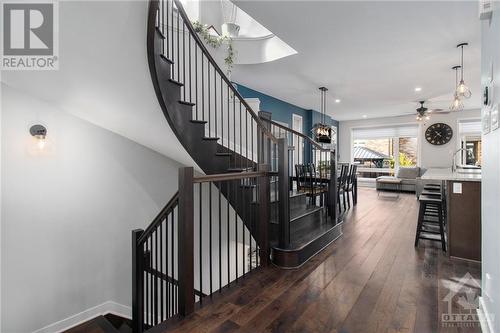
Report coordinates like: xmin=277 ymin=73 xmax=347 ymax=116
xmin=155 ymin=188 xmax=482 ymax=333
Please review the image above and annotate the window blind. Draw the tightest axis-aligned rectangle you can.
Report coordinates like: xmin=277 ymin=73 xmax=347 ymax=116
xmin=458 ymin=119 xmax=481 ymax=136
xmin=352 ymin=124 xmax=419 ymax=140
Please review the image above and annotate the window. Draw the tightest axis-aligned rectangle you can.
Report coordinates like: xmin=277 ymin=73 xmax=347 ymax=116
xmin=352 ymin=125 xmax=418 ymax=179
xmin=458 ymin=119 xmax=482 ymax=167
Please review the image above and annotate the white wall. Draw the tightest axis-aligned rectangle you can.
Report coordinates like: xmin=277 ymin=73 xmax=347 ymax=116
xmin=1 ymin=85 xmax=182 ymax=333
xmin=338 ymin=109 xmax=480 ymax=168
xmin=480 ymin=8 xmax=500 ymax=333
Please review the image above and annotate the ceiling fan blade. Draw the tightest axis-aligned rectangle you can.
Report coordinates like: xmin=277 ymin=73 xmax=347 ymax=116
xmin=432 ymin=109 xmax=451 ymax=114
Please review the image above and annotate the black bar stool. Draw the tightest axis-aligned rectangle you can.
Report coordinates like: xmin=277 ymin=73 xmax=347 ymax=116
xmin=414 ymin=194 xmax=446 ymax=251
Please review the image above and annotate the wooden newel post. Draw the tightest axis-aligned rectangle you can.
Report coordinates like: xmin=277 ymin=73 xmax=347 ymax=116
xmin=132 ymin=229 xmax=144 ymax=333
xmin=278 ymin=138 xmax=290 ymax=248
xmin=328 ymin=151 xmax=337 ymax=222
xmin=178 ymin=167 xmax=195 ymax=316
xmin=258 ymin=164 xmax=270 ymax=266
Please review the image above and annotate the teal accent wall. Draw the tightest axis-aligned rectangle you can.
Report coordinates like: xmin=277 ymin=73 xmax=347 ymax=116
xmin=234 ymin=83 xmax=339 ymax=140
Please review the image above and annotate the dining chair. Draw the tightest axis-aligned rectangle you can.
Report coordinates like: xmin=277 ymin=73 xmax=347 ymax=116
xmin=346 ymin=164 xmax=358 ymax=208
xmin=337 ymin=164 xmax=350 ymax=213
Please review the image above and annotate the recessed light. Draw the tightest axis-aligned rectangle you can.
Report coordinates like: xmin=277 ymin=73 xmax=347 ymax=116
xmin=362 ymin=115 xmax=367 ymax=118
xmin=415 ymin=87 xmax=422 ymax=92
xmin=335 ymin=99 xmax=341 ymax=103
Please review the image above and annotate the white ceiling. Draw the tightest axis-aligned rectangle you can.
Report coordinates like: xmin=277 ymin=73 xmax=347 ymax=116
xmin=231 ymin=0 xmax=482 ymax=121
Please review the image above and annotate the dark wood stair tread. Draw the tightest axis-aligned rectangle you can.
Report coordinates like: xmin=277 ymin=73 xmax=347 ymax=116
xmin=215 ymin=152 xmax=232 ymax=157
xmin=202 ymin=137 xmax=220 ymax=141
xmin=168 ymin=78 xmax=184 ymax=86
xmin=155 ymin=27 xmax=166 ymax=39
xmin=190 ymin=119 xmax=207 ymax=124
xmin=159 ymin=54 xmax=173 ymax=65
xmin=179 ymin=100 xmax=195 ymax=106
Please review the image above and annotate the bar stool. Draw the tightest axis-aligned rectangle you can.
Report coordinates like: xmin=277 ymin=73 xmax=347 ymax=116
xmin=414 ymin=194 xmax=446 ymax=251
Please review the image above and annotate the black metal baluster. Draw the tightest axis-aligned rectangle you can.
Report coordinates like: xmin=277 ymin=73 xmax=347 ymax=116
xmin=233 ymin=94 xmax=236 ymax=161
xmin=165 ymin=210 xmax=174 ymax=318
xmin=154 ymin=229 xmax=158 ymax=325
xmin=202 ymin=57 xmax=205 ymax=121
xmin=170 ymin=213 xmax=174 ymax=315
xmin=227 ymin=181 xmax=230 ymax=284
xmin=166 ymin=0 xmax=169 ymax=58
xmin=208 ymin=66 xmax=211 ymax=135
xmin=199 ymin=183 xmax=202 ymax=302
xmin=209 ymin=183 xmax=213 ymax=296
xmin=227 ymin=86 xmax=230 ymax=166
xmin=189 ymin=35 xmax=192 ymax=104
xmin=242 ymin=179 xmax=246 ymax=276
xmin=161 ymin=1 xmax=164 ymax=56
xmin=182 ymin=22 xmax=186 ymax=101
xmin=170 ymin=0 xmax=174 ymax=61
xmin=195 ymin=44 xmax=198 ymax=119
xmin=149 ymin=237 xmax=153 ymax=326
xmin=251 ymin=120 xmax=254 ymax=168
xmin=218 ymin=182 xmax=222 ymax=292
xmin=176 ymin=4 xmax=179 ymax=82
xmin=239 ymin=102 xmax=242 ymax=168
xmin=221 ymin=76 xmax=224 ymax=147
xmin=246 ymin=111 xmax=249 ymax=170
xmin=145 ymin=240 xmax=149 ymax=327
xmin=160 ymin=222 xmax=163 ymax=322
xmin=235 ymin=180 xmax=238 ymax=282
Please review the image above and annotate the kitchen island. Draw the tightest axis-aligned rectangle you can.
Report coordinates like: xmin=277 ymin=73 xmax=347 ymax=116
xmin=421 ymin=168 xmax=481 ymax=262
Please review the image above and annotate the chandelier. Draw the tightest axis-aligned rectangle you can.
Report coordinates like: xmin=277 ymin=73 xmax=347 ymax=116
xmin=313 ymin=87 xmax=332 ymax=144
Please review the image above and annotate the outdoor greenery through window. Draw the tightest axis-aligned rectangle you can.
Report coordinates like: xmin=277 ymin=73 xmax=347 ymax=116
xmin=353 ymin=137 xmax=418 ymax=179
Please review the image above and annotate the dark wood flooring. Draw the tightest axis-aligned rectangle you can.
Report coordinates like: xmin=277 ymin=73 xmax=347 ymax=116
xmin=156 ymin=188 xmax=482 ymax=333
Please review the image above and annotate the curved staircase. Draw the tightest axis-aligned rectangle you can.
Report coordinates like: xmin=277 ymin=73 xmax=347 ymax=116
xmin=131 ymin=0 xmax=343 ymax=331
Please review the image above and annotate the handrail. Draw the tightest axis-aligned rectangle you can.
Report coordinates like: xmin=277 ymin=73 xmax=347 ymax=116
xmin=269 ymin=119 xmax=329 ymax=152
xmin=171 ymin=0 xmax=278 ymax=144
xmin=138 ymin=191 xmax=179 ymax=245
xmin=193 ymin=170 xmax=265 ymax=183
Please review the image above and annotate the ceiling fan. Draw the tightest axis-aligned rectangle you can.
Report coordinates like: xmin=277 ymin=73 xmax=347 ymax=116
xmin=412 ymin=101 xmax=449 ymax=121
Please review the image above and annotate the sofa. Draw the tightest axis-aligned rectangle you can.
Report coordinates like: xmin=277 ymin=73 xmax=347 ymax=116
xmin=376 ymin=167 xmax=426 ymax=193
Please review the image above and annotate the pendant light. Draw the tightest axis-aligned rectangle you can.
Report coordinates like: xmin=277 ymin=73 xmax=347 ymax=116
xmin=313 ymin=87 xmax=332 ymax=143
xmin=450 ymin=65 xmax=464 ymax=111
xmin=455 ymin=43 xmax=472 ymax=99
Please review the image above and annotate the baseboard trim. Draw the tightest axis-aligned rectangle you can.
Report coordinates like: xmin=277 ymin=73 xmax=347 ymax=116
xmin=477 ymin=296 xmax=494 ymax=333
xmin=32 ymin=301 xmax=131 ymax=333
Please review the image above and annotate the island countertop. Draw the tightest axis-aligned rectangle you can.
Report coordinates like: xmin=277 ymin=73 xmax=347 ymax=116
xmin=420 ymin=167 xmax=481 ymax=182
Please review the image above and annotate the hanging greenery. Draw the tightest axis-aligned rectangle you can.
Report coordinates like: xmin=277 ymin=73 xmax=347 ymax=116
xmin=192 ymin=21 xmax=235 ymax=75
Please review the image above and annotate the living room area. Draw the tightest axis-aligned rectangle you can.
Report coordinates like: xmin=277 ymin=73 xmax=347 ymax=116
xmin=338 ymin=108 xmax=481 ymax=192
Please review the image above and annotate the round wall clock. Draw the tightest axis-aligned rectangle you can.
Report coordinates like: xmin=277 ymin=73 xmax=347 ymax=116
xmin=425 ymin=123 xmax=453 ymax=145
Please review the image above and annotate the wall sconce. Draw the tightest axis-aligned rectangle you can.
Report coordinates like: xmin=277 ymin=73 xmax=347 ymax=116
xmin=30 ymin=124 xmax=47 ymax=150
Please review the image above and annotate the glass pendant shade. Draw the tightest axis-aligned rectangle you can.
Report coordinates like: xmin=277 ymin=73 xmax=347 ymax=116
xmin=456 ymin=79 xmax=472 ymax=99
xmin=450 ymin=65 xmax=465 ymax=111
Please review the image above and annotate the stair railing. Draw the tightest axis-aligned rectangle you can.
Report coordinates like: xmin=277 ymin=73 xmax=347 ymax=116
xmin=132 ymin=192 xmax=180 ymax=333
xmin=266 ymin=119 xmax=338 ymax=247
xmin=132 ymin=166 xmax=271 ymax=332
xmin=149 ymin=0 xmax=279 ymax=171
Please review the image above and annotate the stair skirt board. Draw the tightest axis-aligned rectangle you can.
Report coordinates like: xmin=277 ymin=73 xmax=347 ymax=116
xmin=271 ymin=223 xmax=343 ymax=269
xmin=33 ymin=301 xmax=131 ymax=333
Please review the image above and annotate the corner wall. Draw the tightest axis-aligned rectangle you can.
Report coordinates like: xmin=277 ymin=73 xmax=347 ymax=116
xmin=1 ymin=85 xmax=181 ymax=333
xmin=338 ymin=110 xmax=480 ymax=168
xmin=480 ymin=8 xmax=500 ymax=332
